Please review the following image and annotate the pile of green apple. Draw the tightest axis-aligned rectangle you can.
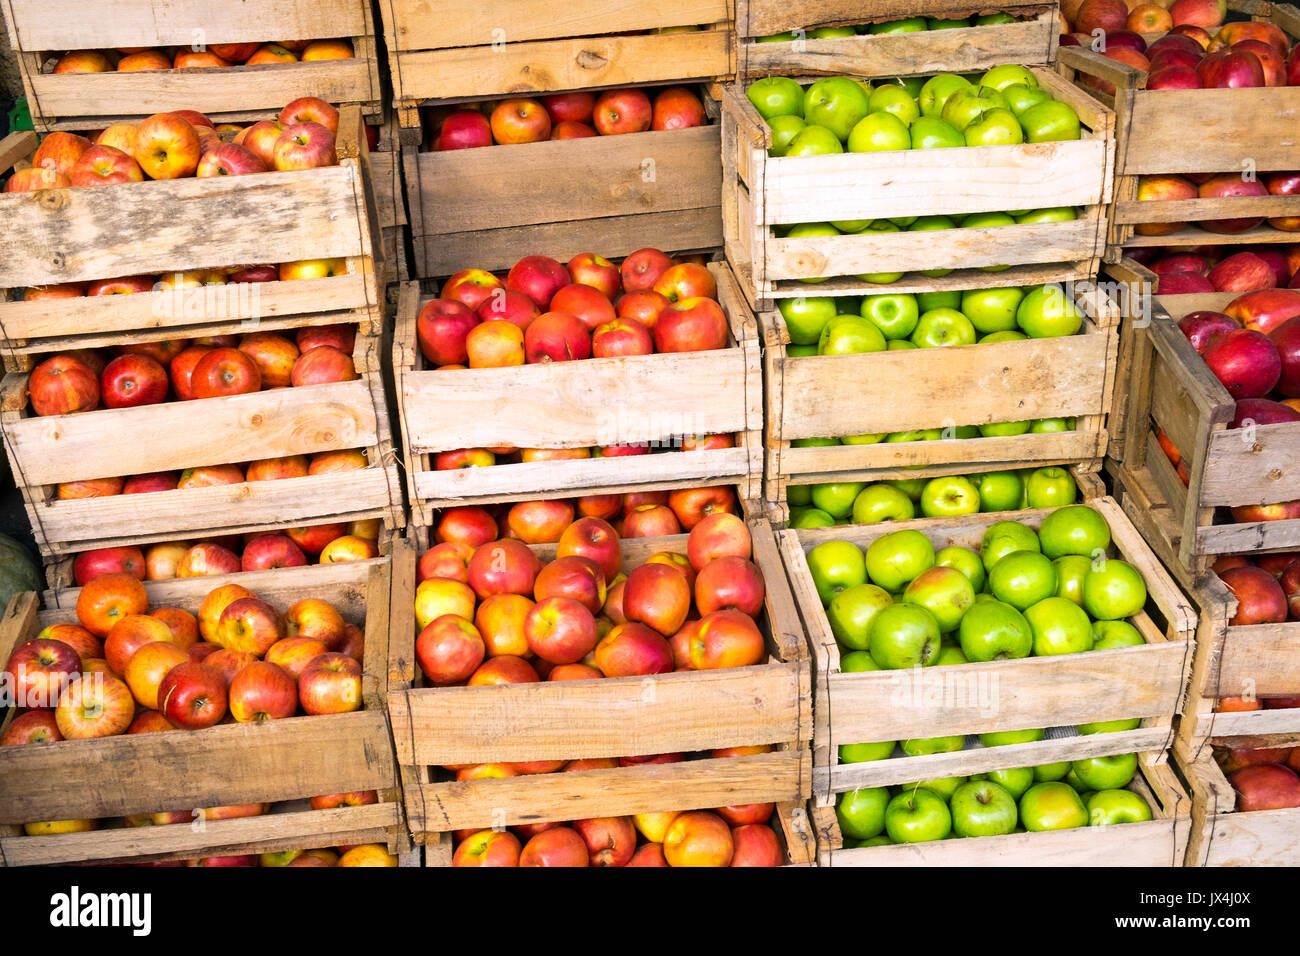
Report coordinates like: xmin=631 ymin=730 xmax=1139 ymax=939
xmin=756 ymin=13 xmax=1020 ymax=43
xmin=780 ymin=282 xmax=1085 ymax=351
xmin=836 ymin=755 xmax=1154 ymax=847
xmin=790 ymin=466 xmax=1079 ymax=529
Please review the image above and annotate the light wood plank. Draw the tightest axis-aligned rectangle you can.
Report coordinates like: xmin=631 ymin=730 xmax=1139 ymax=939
xmin=1124 ymin=87 xmax=1300 ymax=175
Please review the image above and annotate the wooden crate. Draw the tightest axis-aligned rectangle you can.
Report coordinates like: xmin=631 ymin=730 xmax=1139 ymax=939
xmin=1 ymin=0 xmax=383 ymax=131
xmin=404 ymin=101 xmax=723 ymax=279
xmin=1108 ymin=290 xmax=1300 ymax=576
xmin=0 ymin=107 xmax=385 ymax=372
xmin=378 ymin=0 xmax=736 ymax=128
xmin=0 ymin=558 xmax=407 ymax=867
xmin=810 ymin=754 xmax=1190 ymax=866
xmin=418 ymin=801 xmax=817 ymax=866
xmin=1056 ymin=1 xmax=1300 ymax=257
xmin=736 ymin=1 xmax=1060 ymax=79
xmin=1110 ymin=453 xmax=1300 ymax=758
xmin=386 ymin=514 xmax=813 ymax=844
xmin=393 ymin=261 xmax=762 ymax=525
xmin=0 ymin=329 xmax=406 ymax=560
xmin=778 ymin=496 xmax=1197 ymax=806
xmin=761 ymin=283 xmax=1126 ymax=519
xmin=721 ymin=67 xmax=1115 ymax=308
xmin=369 ymin=114 xmax=410 ymax=290
xmin=1181 ymin=747 xmax=1300 ymax=866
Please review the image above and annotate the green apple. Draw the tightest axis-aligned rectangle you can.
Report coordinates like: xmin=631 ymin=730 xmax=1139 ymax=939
xmin=807 ymin=539 xmax=867 ymax=605
xmin=989 ymin=550 xmax=1058 ymax=611
xmin=888 ymin=477 xmax=927 ymax=501
xmin=1083 ymin=559 xmax=1147 ymax=621
xmin=979 ymin=727 xmax=1045 ymax=747
xmin=757 ymin=32 xmax=797 ymax=42
xmin=919 ymin=475 xmax=981 ymax=518
xmin=935 ymin=645 xmax=968 ymax=665
xmin=747 ymin=76 xmax=806 ymax=120
xmin=911 ymin=308 xmax=977 ymax=348
xmin=917 ymin=290 xmax=961 ymax=311
xmin=1093 ymin=620 xmax=1145 ymax=650
xmin=965 ymin=107 xmax=1024 ymax=146
xmin=1087 ymin=789 xmax=1153 ymax=826
xmin=1079 ymin=717 xmax=1142 ymax=734
xmin=828 ymin=582 xmax=894 ymax=651
xmin=1073 ymin=752 xmax=1138 ymax=792
xmin=1031 ymin=417 xmax=1075 ymax=433
xmin=852 ymin=834 xmax=896 ymax=847
xmin=860 ymin=293 xmax=919 ymax=340
xmin=975 ymin=471 xmax=1024 ymax=513
xmin=910 ymin=115 xmax=965 ymax=149
xmin=975 ymin=13 xmax=1016 ymax=25
xmin=1032 ymin=762 xmax=1072 ymax=782
xmin=918 ymin=73 xmax=974 ymax=117
xmin=884 ymin=340 xmax=915 ymax=350
xmin=936 ymin=545 xmax=986 ymax=592
xmin=979 ymin=420 xmax=1032 ymax=438
xmin=837 ymin=787 xmax=890 ymax=840
xmin=867 ymin=84 xmax=920 ymax=126
xmin=1053 ymin=553 xmax=1093 ymax=607
xmin=915 ymin=776 xmax=967 ymax=800
xmin=1025 ymin=596 xmax=1095 ymax=655
xmin=979 ymin=64 xmax=1039 ymax=91
xmin=767 ymin=114 xmax=807 ymax=156
xmin=900 ymin=736 xmax=965 ymax=757
xmin=902 ymin=565 xmax=976 ymax=632
xmin=819 ymin=314 xmax=888 ymax=355
xmin=854 ymin=221 xmax=905 ymax=284
xmin=1016 ymin=207 xmax=1077 ymax=225
xmin=843 ymin=433 xmax=886 ymax=444
xmin=812 ymin=482 xmax=867 ymax=520
xmin=980 ymin=521 xmax=1040 ymax=569
xmin=977 ymin=766 xmax=1035 ymax=799
xmin=887 ymin=428 xmax=941 ymax=444
xmin=868 ymin=603 xmax=942 ymax=668
xmin=981 ymin=330 xmax=1028 ymax=343
xmin=840 ymin=740 xmax=897 ymax=763
xmin=961 ymin=287 xmax=1024 ymax=334
xmin=958 ymin=598 xmax=1033 ymax=662
xmin=929 ymin=16 xmax=971 ymax=28
xmin=829 ymin=218 xmax=872 ymax=233
xmin=885 ymin=788 xmax=952 ymax=843
xmin=840 ymin=649 xmax=880 ymax=673
xmin=810 ymin=26 xmax=857 ymax=38
xmin=1001 ymin=82 xmax=1051 ymax=117
xmin=870 ymin=17 xmax=928 ymax=34
xmin=1017 ymin=284 xmax=1083 ymax=338
xmin=1024 ymin=466 xmax=1078 ymax=510
xmin=791 ymin=436 xmax=840 ymax=448
xmin=778 ymin=294 xmax=839 ymax=345
xmin=1019 ymin=99 xmax=1081 ymax=142
xmin=804 ymin=77 xmax=872 ymax=142
xmin=941 ymin=89 xmax=1001 ymax=131
xmin=950 ymin=780 xmax=1018 ymax=837
xmin=946 ymin=424 xmax=981 ymax=439
xmin=789 ymin=484 xmax=812 ymax=507
xmin=785 ymin=125 xmax=845 ymax=156
xmin=852 ymin=484 xmax=916 ymax=524
xmin=847 ymin=111 xmax=911 ymax=152
xmin=791 ymin=508 xmax=836 ymax=529
xmin=788 ymin=344 xmax=819 ymax=356
xmin=1038 ymin=504 xmax=1110 ymax=559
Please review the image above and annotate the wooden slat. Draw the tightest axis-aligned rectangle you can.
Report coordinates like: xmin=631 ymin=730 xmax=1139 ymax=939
xmin=1196 ymin=518 xmax=1300 ymax=557
xmin=5 ymin=379 xmax=379 ymax=484
xmin=781 ymin=436 xmax=1105 ymax=482
xmin=1124 ymin=87 xmax=1300 ymax=175
xmin=7 ymin=0 xmax=368 ymax=49
xmin=389 ymin=0 xmax=730 ymax=51
xmin=394 ymin=29 xmax=732 ymax=102
xmin=1201 ymin=424 xmax=1300 ymax=508
xmin=1115 ymin=194 xmax=1300 ymax=225
xmin=405 ymin=752 xmax=803 ymax=833
xmin=0 ymin=164 xmax=365 ymax=288
xmin=741 ymin=0 xmax=1053 ymax=36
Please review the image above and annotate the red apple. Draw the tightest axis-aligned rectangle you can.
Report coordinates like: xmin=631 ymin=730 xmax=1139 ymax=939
xmin=573 ymin=816 xmax=637 ymax=867
xmin=524 ymin=311 xmax=592 ymax=363
xmin=654 ymin=297 xmax=729 ymax=353
xmin=1157 ymin=272 xmax=1216 ymax=294
xmin=1209 ymin=252 xmax=1275 ymax=293
xmin=73 ymin=546 xmax=146 ymax=585
xmin=1231 ymin=763 xmax=1300 ymax=811
xmin=593 ymin=89 xmax=652 ymax=135
xmin=1197 ymin=173 xmax=1269 ymax=233
xmin=620 ymin=249 xmax=674 ymax=294
xmin=556 ymin=517 xmax=622 ymax=581
xmin=467 ymin=538 xmax=542 ymax=599
xmin=298 ymin=653 xmax=363 ymax=714
xmin=1202 ymin=328 xmax=1281 ymax=398
xmin=1219 ymin=565 xmax=1288 ymax=624
xmin=730 ymin=824 xmax=783 ymax=866
xmin=475 ymin=288 xmax=539 ymax=330
xmin=690 ymin=609 xmax=766 ymax=669
xmin=4 ymin=639 xmax=80 ymax=710
xmin=506 ymin=256 xmax=570 ymax=309
xmin=416 ymin=614 xmax=486 ymax=685
xmin=1228 ymin=289 xmax=1300 ymax=335
xmin=436 ymin=110 xmax=493 ymax=150
xmin=525 ymin=597 xmax=599 ymax=665
xmin=417 ymin=298 xmax=480 ymax=366
xmin=291 ymin=345 xmax=357 ymax=386
xmin=28 ymin=355 xmax=100 ymax=416
xmin=159 ymin=662 xmax=228 ymax=729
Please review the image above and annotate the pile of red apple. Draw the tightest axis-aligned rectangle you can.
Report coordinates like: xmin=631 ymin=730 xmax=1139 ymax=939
xmin=49 ymin=39 xmax=354 ymax=74
xmin=1210 ymin=550 xmax=1300 ymax=627
xmin=415 ymin=494 xmax=765 ymax=686
xmin=1065 ymin=0 xmax=1300 ymax=93
xmin=1160 ymin=288 xmax=1300 ymax=514
xmin=3 ymin=97 xmax=341 ymax=192
xmin=1213 ymin=743 xmax=1300 ymax=812
xmin=68 ymin=517 xmax=384 ymax=587
xmin=427 ymin=86 xmax=708 ymax=149
xmin=1138 ymin=242 xmax=1300 ymax=294
xmin=2 ymin=572 xmax=366 ymax=733
xmin=452 ymin=805 xmax=785 ymax=866
xmin=1134 ymin=169 xmax=1299 ymax=239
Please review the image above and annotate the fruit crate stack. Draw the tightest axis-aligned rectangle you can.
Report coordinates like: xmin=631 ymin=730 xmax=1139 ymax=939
xmin=385 ymin=502 xmax=817 ymax=866
xmin=1 ymin=0 xmax=384 ymax=131
xmin=0 ymin=559 xmax=408 ymax=867
xmin=777 ymin=496 xmax=1197 ymax=864
xmin=0 ymin=107 xmax=406 ymax=565
xmin=392 ymin=257 xmax=762 ymax=525
xmin=1057 ymin=0 xmax=1300 ymax=258
xmin=735 ymin=1 xmax=1062 ymax=78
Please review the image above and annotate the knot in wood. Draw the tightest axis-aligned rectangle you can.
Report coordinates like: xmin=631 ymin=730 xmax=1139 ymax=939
xmin=38 ymin=190 xmax=69 ymax=211
xmin=248 ymin=413 xmax=264 ymax=427
xmin=1251 ymin=442 xmax=1264 ymax=454
xmin=576 ymin=50 xmax=609 ymax=69
xmin=1269 ymin=468 xmax=1283 ymax=481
